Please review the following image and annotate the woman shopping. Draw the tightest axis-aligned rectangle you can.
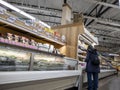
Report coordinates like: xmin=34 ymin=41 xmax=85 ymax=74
xmin=85 ymin=45 xmax=100 ymax=90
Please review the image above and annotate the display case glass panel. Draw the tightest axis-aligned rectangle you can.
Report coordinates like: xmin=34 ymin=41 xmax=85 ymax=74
xmin=33 ymin=53 xmax=65 ymax=71
xmin=0 ymin=46 xmax=30 ymax=71
xmin=64 ymin=57 xmax=78 ymax=70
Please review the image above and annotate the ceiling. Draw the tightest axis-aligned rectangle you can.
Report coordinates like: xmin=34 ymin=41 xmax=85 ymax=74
xmin=4 ymin=0 xmax=120 ymax=53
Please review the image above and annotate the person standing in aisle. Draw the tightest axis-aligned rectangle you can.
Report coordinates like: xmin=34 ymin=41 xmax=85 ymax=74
xmin=85 ymin=45 xmax=100 ymax=90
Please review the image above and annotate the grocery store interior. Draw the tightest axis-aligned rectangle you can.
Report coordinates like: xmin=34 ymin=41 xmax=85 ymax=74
xmin=0 ymin=0 xmax=120 ymax=90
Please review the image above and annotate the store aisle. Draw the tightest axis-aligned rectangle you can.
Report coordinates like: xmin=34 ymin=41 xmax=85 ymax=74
xmin=98 ymin=75 xmax=120 ymax=90
xmin=83 ymin=74 xmax=120 ymax=90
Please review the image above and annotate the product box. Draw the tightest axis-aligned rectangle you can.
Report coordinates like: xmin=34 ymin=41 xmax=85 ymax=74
xmin=7 ymin=33 xmax=13 ymax=41
xmin=7 ymin=16 xmax=16 ymax=23
xmin=15 ymin=18 xmax=27 ymax=28
xmin=54 ymin=31 xmax=61 ymax=41
xmin=0 ymin=38 xmax=5 ymax=43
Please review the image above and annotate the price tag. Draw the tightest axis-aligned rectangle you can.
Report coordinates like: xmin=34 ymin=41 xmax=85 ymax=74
xmin=7 ymin=16 xmax=16 ymax=23
xmin=25 ymin=20 xmax=33 ymax=26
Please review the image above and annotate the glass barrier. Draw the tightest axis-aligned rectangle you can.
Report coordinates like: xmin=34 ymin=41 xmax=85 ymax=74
xmin=0 ymin=45 xmax=78 ymax=71
xmin=33 ymin=53 xmax=65 ymax=71
xmin=0 ymin=46 xmax=30 ymax=71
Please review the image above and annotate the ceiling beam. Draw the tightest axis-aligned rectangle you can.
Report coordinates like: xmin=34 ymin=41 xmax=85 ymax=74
xmin=85 ymin=0 xmax=106 ymax=26
xmin=86 ymin=0 xmax=118 ymax=26
xmin=86 ymin=0 xmax=119 ymax=10
xmin=84 ymin=4 xmax=99 ymax=24
xmin=84 ymin=15 xmax=120 ymax=28
xmin=98 ymin=41 xmax=120 ymax=47
xmin=97 ymin=0 xmax=106 ymax=15
xmin=95 ymin=34 xmax=120 ymax=40
xmin=16 ymin=4 xmax=120 ymax=27
xmin=109 ymin=30 xmax=120 ymax=36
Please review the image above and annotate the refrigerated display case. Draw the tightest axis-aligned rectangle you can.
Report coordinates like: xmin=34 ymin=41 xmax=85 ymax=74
xmin=0 ymin=43 xmax=78 ymax=71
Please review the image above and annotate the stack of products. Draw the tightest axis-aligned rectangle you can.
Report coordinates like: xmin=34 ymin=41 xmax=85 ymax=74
xmin=0 ymin=33 xmax=61 ymax=54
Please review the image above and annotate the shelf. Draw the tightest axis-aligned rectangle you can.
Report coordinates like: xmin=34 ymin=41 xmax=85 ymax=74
xmin=78 ymin=45 xmax=87 ymax=51
xmin=0 ymin=38 xmax=64 ymax=57
xmin=77 ymin=55 xmax=86 ymax=59
xmin=79 ymin=35 xmax=92 ymax=45
xmin=101 ymin=64 xmax=109 ymax=66
xmin=83 ymin=27 xmax=98 ymax=45
xmin=0 ymin=17 xmax=65 ymax=46
xmin=78 ymin=49 xmax=86 ymax=54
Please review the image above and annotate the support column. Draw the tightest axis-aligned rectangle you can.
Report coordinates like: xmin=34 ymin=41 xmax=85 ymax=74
xmin=61 ymin=2 xmax=72 ymax=25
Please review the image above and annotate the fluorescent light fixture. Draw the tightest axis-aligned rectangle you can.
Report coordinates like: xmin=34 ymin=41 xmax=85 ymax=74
xmin=0 ymin=0 xmax=51 ymax=28
xmin=0 ymin=0 xmax=35 ymax=20
xmin=0 ymin=0 xmax=20 ymax=12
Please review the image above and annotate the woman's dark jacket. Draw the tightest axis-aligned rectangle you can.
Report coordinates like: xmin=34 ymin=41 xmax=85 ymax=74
xmin=85 ymin=48 xmax=100 ymax=73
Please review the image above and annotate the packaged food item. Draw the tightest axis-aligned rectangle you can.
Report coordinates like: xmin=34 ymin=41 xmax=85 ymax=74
xmin=0 ymin=6 xmax=6 ymax=14
xmin=7 ymin=33 xmax=13 ymax=40
xmin=54 ymin=31 xmax=61 ymax=41
xmin=30 ymin=39 xmax=34 ymax=46
xmin=42 ymin=44 xmax=49 ymax=52
xmin=25 ymin=20 xmax=33 ymax=26
xmin=61 ymin=35 xmax=66 ymax=42
xmin=37 ymin=43 xmax=43 ymax=50
xmin=14 ymin=35 xmax=19 ymax=42
xmin=7 ymin=16 xmax=16 ymax=23
xmin=21 ymin=36 xmax=26 ymax=44
xmin=49 ymin=45 xmax=54 ymax=53
xmin=16 ymin=18 xmax=26 ymax=28
xmin=49 ymin=28 xmax=54 ymax=38
xmin=44 ymin=27 xmax=50 ymax=37
xmin=24 ymin=38 xmax=29 ymax=45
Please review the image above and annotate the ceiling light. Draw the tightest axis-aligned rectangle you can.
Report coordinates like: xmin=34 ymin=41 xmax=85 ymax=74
xmin=0 ymin=0 xmax=51 ymax=28
xmin=0 ymin=0 xmax=20 ymax=12
xmin=0 ymin=0 xmax=35 ymax=20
